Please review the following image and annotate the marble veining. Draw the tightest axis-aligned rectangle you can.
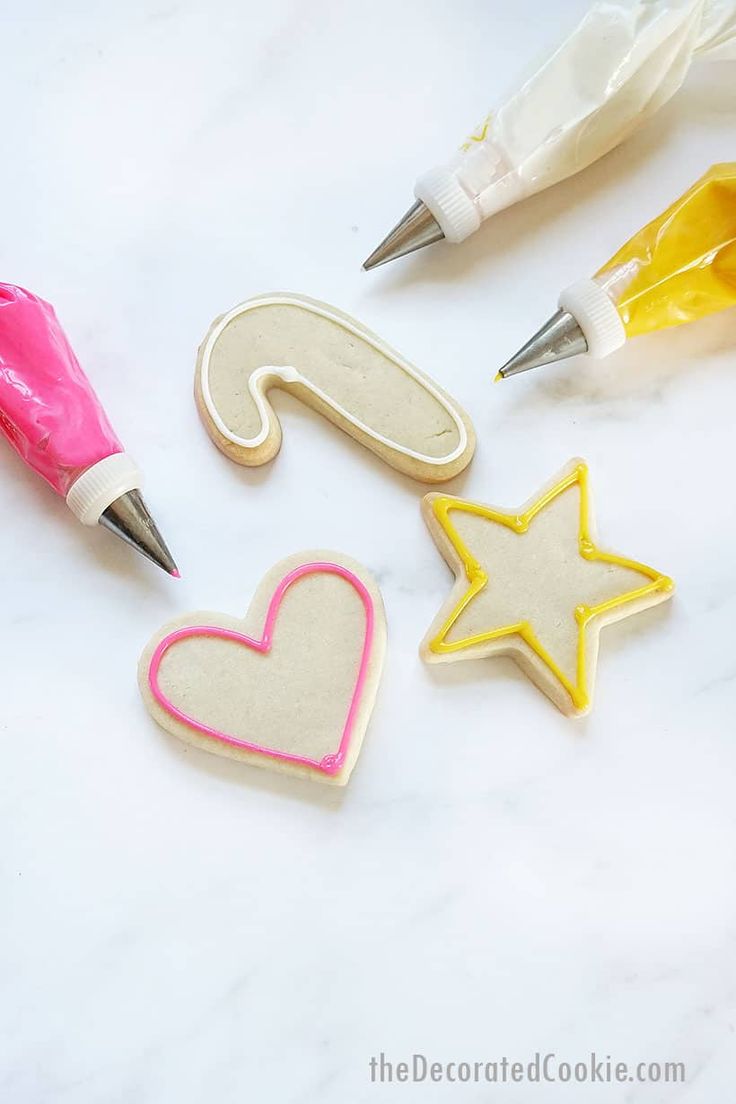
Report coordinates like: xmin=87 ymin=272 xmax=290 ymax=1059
xmin=0 ymin=1 xmax=735 ymax=1101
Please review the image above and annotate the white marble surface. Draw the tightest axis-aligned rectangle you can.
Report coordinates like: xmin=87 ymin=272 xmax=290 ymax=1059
xmin=1 ymin=1 xmax=735 ymax=1100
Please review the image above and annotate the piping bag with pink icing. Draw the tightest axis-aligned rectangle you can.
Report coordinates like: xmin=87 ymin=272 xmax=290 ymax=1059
xmin=0 ymin=284 xmax=178 ymax=575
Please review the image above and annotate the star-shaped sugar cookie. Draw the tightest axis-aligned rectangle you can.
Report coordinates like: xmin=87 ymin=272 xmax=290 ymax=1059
xmin=420 ymin=460 xmax=674 ymax=715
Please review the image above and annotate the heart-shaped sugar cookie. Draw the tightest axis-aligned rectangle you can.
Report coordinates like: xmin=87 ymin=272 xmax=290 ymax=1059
xmin=138 ymin=552 xmax=386 ymax=785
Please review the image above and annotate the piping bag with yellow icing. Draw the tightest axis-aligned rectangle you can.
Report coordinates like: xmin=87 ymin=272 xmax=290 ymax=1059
xmin=364 ymin=0 xmax=736 ymax=270
xmin=499 ymin=164 xmax=736 ymax=379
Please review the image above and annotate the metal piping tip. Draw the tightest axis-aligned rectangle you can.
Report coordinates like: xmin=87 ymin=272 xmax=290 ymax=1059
xmin=99 ymin=489 xmax=179 ymax=576
xmin=363 ymin=200 xmax=444 ymax=270
xmin=498 ymin=309 xmax=588 ymax=379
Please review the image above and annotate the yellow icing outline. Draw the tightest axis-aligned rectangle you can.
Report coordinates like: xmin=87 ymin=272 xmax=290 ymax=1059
xmin=460 ymin=113 xmax=492 ymax=152
xmin=429 ymin=462 xmax=674 ymax=711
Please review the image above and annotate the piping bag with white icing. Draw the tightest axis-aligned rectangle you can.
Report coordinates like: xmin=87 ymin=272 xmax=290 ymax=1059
xmin=363 ymin=0 xmax=736 ymax=270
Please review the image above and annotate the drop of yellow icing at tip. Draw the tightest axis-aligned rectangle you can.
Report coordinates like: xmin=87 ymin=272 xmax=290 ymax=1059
xmin=493 ymin=371 xmax=504 ymax=383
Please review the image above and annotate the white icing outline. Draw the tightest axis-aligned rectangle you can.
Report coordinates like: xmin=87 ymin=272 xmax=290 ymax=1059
xmin=199 ymin=294 xmax=468 ymax=466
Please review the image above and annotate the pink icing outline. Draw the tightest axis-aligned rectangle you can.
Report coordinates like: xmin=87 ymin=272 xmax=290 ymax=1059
xmin=147 ymin=562 xmax=375 ymax=776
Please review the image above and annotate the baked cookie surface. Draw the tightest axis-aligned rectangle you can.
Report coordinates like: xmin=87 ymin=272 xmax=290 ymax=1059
xmin=139 ymin=551 xmax=386 ymax=784
xmin=195 ymin=293 xmax=475 ymax=482
xmin=421 ymin=460 xmax=674 ymax=715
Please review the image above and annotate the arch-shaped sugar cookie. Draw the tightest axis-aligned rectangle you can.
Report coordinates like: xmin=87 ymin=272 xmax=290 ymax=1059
xmin=195 ymin=293 xmax=475 ymax=482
